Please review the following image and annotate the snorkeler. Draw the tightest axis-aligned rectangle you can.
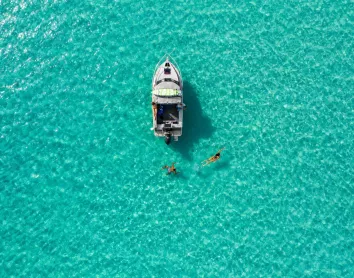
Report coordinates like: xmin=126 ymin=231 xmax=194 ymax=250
xmin=162 ymin=162 xmax=177 ymax=175
xmin=202 ymin=148 xmax=225 ymax=166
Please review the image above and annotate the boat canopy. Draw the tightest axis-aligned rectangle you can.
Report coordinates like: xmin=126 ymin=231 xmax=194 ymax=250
xmin=152 ymin=89 xmax=182 ymax=97
xmin=152 ymin=96 xmax=181 ymax=104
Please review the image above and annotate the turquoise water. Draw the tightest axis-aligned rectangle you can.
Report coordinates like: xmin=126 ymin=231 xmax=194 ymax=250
xmin=1 ymin=0 xmax=354 ymax=276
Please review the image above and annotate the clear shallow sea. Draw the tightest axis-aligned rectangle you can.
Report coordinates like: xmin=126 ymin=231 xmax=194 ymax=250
xmin=1 ymin=0 xmax=354 ymax=276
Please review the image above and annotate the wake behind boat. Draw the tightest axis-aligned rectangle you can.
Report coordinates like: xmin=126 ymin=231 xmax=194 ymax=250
xmin=151 ymin=56 xmax=185 ymax=145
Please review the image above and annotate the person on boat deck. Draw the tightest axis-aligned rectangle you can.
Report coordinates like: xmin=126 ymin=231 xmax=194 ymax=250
xmin=158 ymin=105 xmax=164 ymax=120
xmin=162 ymin=163 xmax=177 ymax=175
xmin=152 ymin=102 xmax=157 ymax=120
xmin=176 ymin=103 xmax=187 ymax=111
xmin=202 ymin=148 xmax=225 ymax=166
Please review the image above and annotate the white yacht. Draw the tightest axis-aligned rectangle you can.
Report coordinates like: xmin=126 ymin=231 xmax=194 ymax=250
xmin=151 ymin=56 xmax=185 ymax=144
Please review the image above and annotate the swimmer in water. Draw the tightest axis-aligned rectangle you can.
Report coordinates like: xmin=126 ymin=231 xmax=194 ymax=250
xmin=162 ymin=162 xmax=177 ymax=175
xmin=202 ymin=148 xmax=225 ymax=166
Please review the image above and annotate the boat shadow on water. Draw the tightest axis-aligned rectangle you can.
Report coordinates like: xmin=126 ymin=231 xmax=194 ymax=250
xmin=171 ymin=81 xmax=215 ymax=160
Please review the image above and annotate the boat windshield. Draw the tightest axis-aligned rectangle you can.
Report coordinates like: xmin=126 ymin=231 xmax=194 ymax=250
xmin=152 ymin=89 xmax=182 ymax=97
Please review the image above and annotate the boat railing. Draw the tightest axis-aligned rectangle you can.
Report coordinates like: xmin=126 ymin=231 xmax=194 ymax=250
xmin=152 ymin=54 xmax=183 ymax=87
xmin=152 ymin=55 xmax=168 ymax=85
xmin=153 ymin=54 xmax=168 ymax=74
xmin=168 ymin=55 xmax=183 ymax=87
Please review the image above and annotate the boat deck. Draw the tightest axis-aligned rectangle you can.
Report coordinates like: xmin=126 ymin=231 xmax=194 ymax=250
xmin=154 ymin=128 xmax=182 ymax=137
xmin=157 ymin=104 xmax=179 ymax=124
